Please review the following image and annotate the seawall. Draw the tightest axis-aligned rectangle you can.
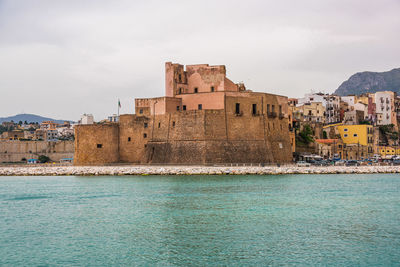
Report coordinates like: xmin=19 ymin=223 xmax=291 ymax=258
xmin=1 ymin=165 xmax=400 ymax=176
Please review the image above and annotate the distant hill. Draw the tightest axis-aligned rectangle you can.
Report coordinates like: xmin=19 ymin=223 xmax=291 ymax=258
xmin=334 ymin=68 xmax=400 ymax=96
xmin=0 ymin=114 xmax=74 ymax=124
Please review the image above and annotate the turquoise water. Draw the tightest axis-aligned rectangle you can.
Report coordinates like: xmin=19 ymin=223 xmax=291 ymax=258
xmin=0 ymin=174 xmax=399 ymax=266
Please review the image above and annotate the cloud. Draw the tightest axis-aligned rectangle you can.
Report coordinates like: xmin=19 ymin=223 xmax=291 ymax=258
xmin=0 ymin=0 xmax=399 ymax=120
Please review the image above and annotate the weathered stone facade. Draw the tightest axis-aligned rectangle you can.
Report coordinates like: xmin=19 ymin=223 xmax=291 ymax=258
xmin=74 ymin=62 xmax=293 ymax=165
xmin=0 ymin=140 xmax=74 ymax=163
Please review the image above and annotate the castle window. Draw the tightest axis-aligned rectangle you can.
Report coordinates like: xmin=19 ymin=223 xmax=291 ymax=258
xmin=194 ymin=87 xmax=198 ymax=93
xmin=143 ymin=133 xmax=147 ymax=138
xmin=178 ymin=88 xmax=182 ymax=94
xmin=128 ymin=137 xmax=131 ymax=142
xmin=267 ymin=104 xmax=270 ymax=114
xmin=183 ymin=105 xmax=186 ymax=111
xmin=172 ymin=121 xmax=175 ymax=127
xmin=97 ymin=144 xmax=102 ymax=148
xmin=139 ymin=109 xmax=143 ymax=114
xmin=176 ymin=106 xmax=180 ymax=111
xmin=235 ymin=103 xmax=240 ymax=114
xmin=198 ymin=104 xmax=202 ymax=110
xmin=179 ymin=74 xmax=182 ymax=83
xmin=279 ymin=105 xmax=282 ymax=114
xmin=252 ymin=104 xmax=257 ymax=115
xmin=353 ymin=134 xmax=358 ymax=137
xmin=211 ymin=86 xmax=215 ymax=92
xmin=158 ymin=122 xmax=161 ymax=128
xmin=272 ymin=105 xmax=275 ymax=113
xmin=144 ymin=122 xmax=148 ymax=128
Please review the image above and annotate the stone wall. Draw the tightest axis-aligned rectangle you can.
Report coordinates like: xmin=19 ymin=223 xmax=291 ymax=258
xmin=74 ymin=93 xmax=293 ymax=165
xmin=74 ymin=124 xmax=119 ymax=165
xmin=0 ymin=140 xmax=74 ymax=163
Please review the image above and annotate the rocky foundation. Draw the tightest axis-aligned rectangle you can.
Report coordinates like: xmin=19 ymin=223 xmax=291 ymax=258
xmin=1 ymin=165 xmax=400 ymax=176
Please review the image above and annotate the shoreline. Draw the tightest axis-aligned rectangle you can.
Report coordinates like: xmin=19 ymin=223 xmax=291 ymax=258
xmin=1 ymin=165 xmax=400 ymax=176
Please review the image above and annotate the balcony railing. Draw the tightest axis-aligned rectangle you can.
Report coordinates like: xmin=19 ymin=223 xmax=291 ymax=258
xmin=267 ymin=112 xmax=277 ymax=118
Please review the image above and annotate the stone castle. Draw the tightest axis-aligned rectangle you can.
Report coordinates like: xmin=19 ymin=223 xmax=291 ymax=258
xmin=74 ymin=62 xmax=293 ymax=165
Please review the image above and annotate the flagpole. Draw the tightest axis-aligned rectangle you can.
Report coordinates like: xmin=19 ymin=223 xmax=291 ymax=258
xmin=117 ymin=99 xmax=120 ymax=121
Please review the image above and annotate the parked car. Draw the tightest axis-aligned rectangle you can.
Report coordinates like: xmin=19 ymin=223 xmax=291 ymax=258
xmin=297 ymin=161 xmax=311 ymax=167
xmin=335 ymin=160 xmax=346 ymax=166
xmin=345 ymin=160 xmax=358 ymax=166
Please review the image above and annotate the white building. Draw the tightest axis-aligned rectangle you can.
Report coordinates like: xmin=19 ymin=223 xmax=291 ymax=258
xmin=80 ymin=114 xmax=94 ymax=125
xmin=46 ymin=129 xmax=59 ymax=140
xmin=297 ymin=93 xmax=327 ymax=107
xmin=374 ymin=91 xmax=394 ymax=125
xmin=324 ymin=95 xmax=341 ymax=124
xmin=297 ymin=93 xmax=341 ymax=124
xmin=341 ymin=96 xmax=355 ymax=106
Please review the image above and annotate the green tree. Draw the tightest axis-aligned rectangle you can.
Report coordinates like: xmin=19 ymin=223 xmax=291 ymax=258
xmin=298 ymin=124 xmax=314 ymax=145
xmin=38 ymin=155 xmax=50 ymax=163
xmin=323 ymin=131 xmax=328 ymax=139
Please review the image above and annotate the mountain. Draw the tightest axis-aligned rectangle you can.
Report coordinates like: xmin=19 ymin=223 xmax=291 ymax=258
xmin=0 ymin=114 xmax=74 ymax=124
xmin=334 ymin=68 xmax=400 ymax=96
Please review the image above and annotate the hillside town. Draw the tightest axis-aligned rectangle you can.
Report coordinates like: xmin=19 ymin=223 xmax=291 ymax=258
xmin=289 ymin=90 xmax=400 ymax=163
xmin=1 ymin=64 xmax=400 ymax=165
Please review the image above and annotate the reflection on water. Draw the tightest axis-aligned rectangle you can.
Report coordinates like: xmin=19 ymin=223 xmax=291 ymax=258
xmin=0 ymin=174 xmax=399 ymax=266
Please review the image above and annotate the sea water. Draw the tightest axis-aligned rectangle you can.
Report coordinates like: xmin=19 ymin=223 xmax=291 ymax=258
xmin=0 ymin=174 xmax=399 ymax=266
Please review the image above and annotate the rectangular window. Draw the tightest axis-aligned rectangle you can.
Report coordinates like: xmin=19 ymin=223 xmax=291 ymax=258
xmin=267 ymin=104 xmax=270 ymax=114
xmin=344 ymin=134 xmax=348 ymax=137
xmin=176 ymin=105 xmax=180 ymax=111
xmin=252 ymin=104 xmax=257 ymax=115
xmin=344 ymin=128 xmax=348 ymax=132
xmin=353 ymin=134 xmax=358 ymax=137
xmin=198 ymin=104 xmax=202 ymax=110
xmin=143 ymin=133 xmax=147 ymax=138
xmin=139 ymin=109 xmax=143 ymax=114
xmin=194 ymin=87 xmax=198 ymax=93
xmin=211 ymin=86 xmax=214 ymax=92
xmin=172 ymin=121 xmax=175 ymax=127
xmin=183 ymin=105 xmax=186 ymax=111
xmin=158 ymin=122 xmax=161 ymax=128
xmin=128 ymin=137 xmax=131 ymax=142
xmin=235 ymin=103 xmax=240 ymax=114
xmin=178 ymin=74 xmax=182 ymax=83
xmin=144 ymin=122 xmax=148 ymax=128
xmin=279 ymin=105 xmax=282 ymax=114
xmin=272 ymin=105 xmax=275 ymax=113
xmin=97 ymin=144 xmax=102 ymax=148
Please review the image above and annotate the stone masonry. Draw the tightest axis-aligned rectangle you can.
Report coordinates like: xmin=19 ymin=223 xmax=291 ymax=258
xmin=74 ymin=62 xmax=293 ymax=165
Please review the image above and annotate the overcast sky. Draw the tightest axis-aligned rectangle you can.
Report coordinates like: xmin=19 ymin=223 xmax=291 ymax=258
xmin=0 ymin=0 xmax=399 ymax=121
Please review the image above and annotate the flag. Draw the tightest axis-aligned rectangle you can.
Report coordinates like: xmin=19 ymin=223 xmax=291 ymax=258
xmin=118 ymin=99 xmax=121 ymax=108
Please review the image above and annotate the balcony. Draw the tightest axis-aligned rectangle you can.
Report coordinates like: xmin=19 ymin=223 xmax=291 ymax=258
xmin=268 ymin=112 xmax=277 ymax=118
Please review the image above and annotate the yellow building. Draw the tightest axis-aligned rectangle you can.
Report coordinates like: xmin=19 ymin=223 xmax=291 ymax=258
xmin=337 ymin=125 xmax=374 ymax=158
xmin=378 ymin=146 xmax=400 ymax=158
xmin=301 ymin=102 xmax=326 ymax=123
